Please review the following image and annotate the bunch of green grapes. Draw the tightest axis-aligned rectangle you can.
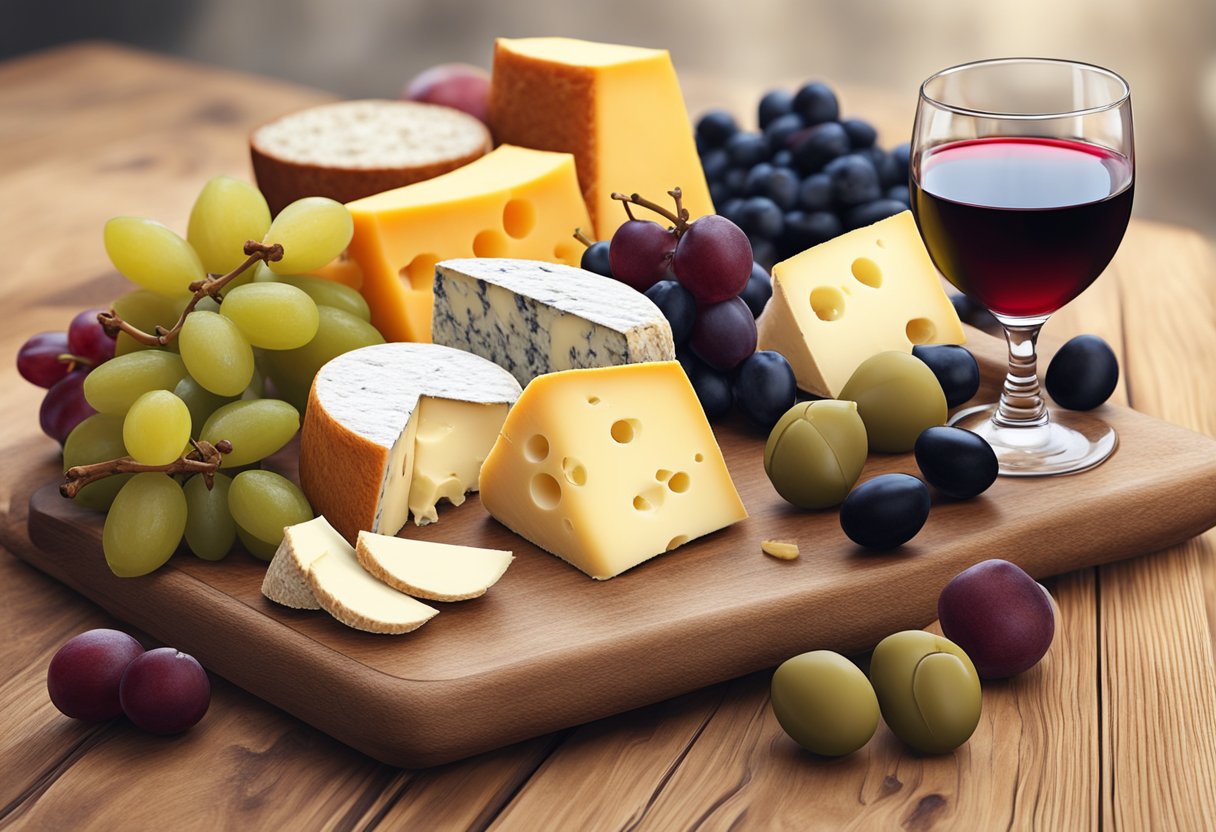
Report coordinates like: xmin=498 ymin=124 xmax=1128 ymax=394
xmin=68 ymin=176 xmax=384 ymax=576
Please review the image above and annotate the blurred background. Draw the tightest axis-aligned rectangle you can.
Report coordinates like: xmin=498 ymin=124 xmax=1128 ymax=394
xmin=2 ymin=0 xmax=1214 ymax=240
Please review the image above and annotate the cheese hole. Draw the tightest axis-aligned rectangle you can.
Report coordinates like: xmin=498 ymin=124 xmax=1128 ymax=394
xmin=530 ymin=473 xmax=561 ymax=510
xmin=553 ymin=242 xmax=581 ymax=263
xmin=587 ymin=396 xmax=601 ymax=406
xmin=563 ymin=518 xmax=574 ymax=534
xmin=633 ymin=496 xmax=652 ymax=511
xmin=524 ymin=434 xmax=549 ymax=462
xmin=472 ymin=229 xmax=508 ymax=258
xmin=906 ymin=317 xmax=937 ymax=345
xmin=668 ymin=472 xmax=690 ymax=493
xmin=562 ymin=457 xmax=587 ymax=486
xmin=810 ymin=287 xmax=846 ymax=322
xmin=851 ymin=257 xmax=883 ymax=288
xmin=632 ymin=486 xmax=666 ymax=512
xmin=666 ymin=535 xmax=690 ymax=551
xmin=611 ymin=419 xmax=640 ymax=444
xmin=655 ymin=469 xmax=673 ymax=482
xmin=694 ymin=453 xmax=704 ymax=463
xmin=503 ymin=199 xmax=536 ymax=239
xmin=876 ymin=239 xmax=886 ymax=249
xmin=401 ymin=253 xmax=440 ymax=290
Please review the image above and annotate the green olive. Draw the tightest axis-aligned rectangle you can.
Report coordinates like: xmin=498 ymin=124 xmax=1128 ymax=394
xmin=869 ymin=630 xmax=982 ymax=754
xmin=840 ymin=351 xmax=947 ymax=453
xmin=771 ymin=651 xmax=879 ymax=756
xmin=764 ymin=400 xmax=868 ymax=509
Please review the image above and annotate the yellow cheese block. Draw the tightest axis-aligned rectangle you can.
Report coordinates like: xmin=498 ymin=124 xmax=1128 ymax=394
xmin=344 ymin=145 xmax=592 ymax=342
xmin=479 ymin=362 xmax=747 ymax=580
xmin=757 ymin=211 xmax=966 ymax=397
xmin=488 ymin=37 xmax=712 ymax=240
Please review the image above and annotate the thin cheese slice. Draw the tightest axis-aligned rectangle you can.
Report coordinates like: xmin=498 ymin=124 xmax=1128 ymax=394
xmin=299 ymin=343 xmax=522 ymax=544
xmin=306 ymin=550 xmax=438 ymax=635
xmin=355 ymin=531 xmax=514 ymax=601
xmin=261 ymin=515 xmax=348 ymax=610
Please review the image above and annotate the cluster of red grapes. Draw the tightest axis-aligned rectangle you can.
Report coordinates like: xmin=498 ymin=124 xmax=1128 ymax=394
xmin=47 ymin=628 xmax=210 ymax=735
xmin=18 ymin=310 xmax=117 ymax=444
xmin=580 ymin=191 xmax=795 ymax=430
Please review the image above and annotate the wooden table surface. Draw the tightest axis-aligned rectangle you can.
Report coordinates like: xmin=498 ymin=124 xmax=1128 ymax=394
xmin=1 ymin=42 xmax=1215 ymax=831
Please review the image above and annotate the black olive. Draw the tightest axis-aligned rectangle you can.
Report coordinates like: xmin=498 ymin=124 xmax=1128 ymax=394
xmin=912 ymin=345 xmax=981 ymax=409
xmin=914 ymin=426 xmax=998 ymax=499
xmin=839 ymin=473 xmax=931 ymax=550
xmin=1045 ymin=334 xmax=1119 ymax=411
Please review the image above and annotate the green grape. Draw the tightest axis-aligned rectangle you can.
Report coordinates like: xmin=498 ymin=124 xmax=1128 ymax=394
xmin=274 ymin=274 xmax=370 ymax=322
xmin=200 ymin=398 xmax=300 ymax=468
xmin=122 ymin=390 xmax=191 ymax=465
xmin=263 ymin=197 xmax=353 ymax=275
xmin=245 ymin=363 xmax=265 ymax=399
xmin=103 ymin=472 xmax=187 ymax=577
xmin=104 ymin=217 xmax=204 ymax=297
xmin=183 ymin=473 xmax=236 ymax=561
xmin=111 ymin=290 xmax=188 ymax=356
xmin=220 ymin=283 xmax=320 ymax=350
xmin=63 ymin=414 xmax=131 ymax=511
xmin=264 ymin=306 xmax=385 ymax=411
xmin=173 ymin=376 xmax=236 ymax=435
xmin=84 ymin=350 xmax=187 ymax=414
xmin=236 ymin=525 xmax=279 ymax=561
xmin=179 ymin=311 xmax=254 ymax=396
xmin=195 ymin=296 xmax=222 ymax=314
xmin=187 ymin=176 xmax=272 ymax=274
xmin=251 ymin=262 xmax=277 ymax=283
xmin=228 ymin=470 xmax=312 ymax=550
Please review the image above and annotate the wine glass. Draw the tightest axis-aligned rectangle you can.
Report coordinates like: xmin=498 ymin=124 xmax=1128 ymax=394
xmin=910 ymin=58 xmax=1133 ymax=476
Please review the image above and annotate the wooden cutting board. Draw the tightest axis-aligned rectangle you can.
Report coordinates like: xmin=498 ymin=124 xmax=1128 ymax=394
xmin=20 ymin=328 xmax=1216 ymax=767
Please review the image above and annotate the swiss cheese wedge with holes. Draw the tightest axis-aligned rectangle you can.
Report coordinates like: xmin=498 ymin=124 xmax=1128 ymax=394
xmin=478 ymin=362 xmax=747 ymax=580
xmin=344 ymin=145 xmax=592 ymax=342
xmin=757 ymin=211 xmax=965 ymax=397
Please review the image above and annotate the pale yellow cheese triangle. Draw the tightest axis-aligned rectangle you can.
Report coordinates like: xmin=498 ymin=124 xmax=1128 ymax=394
xmin=355 ymin=531 xmax=513 ymax=602
xmin=307 ymin=551 xmax=438 ymax=635
xmin=261 ymin=515 xmax=349 ymax=610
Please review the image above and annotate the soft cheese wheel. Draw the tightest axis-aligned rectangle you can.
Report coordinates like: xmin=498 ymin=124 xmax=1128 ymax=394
xmin=355 ymin=531 xmax=513 ymax=601
xmin=299 ymin=343 xmax=522 ymax=544
xmin=489 ymin=37 xmax=713 ymax=240
xmin=251 ymin=99 xmax=491 ymax=215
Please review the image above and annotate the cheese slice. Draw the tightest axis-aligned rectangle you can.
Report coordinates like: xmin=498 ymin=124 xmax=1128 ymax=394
xmin=344 ymin=145 xmax=592 ymax=342
xmin=261 ymin=515 xmax=349 ymax=610
xmin=355 ymin=531 xmax=514 ymax=601
xmin=757 ymin=211 xmax=965 ymax=397
xmin=432 ymin=258 xmax=675 ymax=387
xmin=479 ymin=361 xmax=747 ymax=580
xmin=307 ymin=549 xmax=438 ymax=635
xmin=299 ymin=342 xmax=522 ymax=544
xmin=488 ymin=37 xmax=713 ymax=240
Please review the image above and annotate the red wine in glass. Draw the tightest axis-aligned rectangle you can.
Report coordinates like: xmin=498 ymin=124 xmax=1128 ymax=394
xmin=912 ymin=137 xmax=1133 ymax=318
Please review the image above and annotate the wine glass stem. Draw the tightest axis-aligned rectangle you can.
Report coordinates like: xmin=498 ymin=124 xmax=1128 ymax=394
xmin=994 ymin=320 xmax=1049 ymax=429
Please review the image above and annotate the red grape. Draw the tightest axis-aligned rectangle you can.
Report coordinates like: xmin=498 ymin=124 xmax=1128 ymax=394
xmin=68 ymin=308 xmax=116 ymax=366
xmin=47 ymin=629 xmax=145 ymax=721
xmin=672 ymin=215 xmax=753 ymax=304
xmin=608 ymin=220 xmax=677 ymax=292
xmin=690 ymin=296 xmax=757 ymax=370
xmin=40 ymin=371 xmax=95 ymax=444
xmin=119 ymin=647 xmax=211 ymax=734
xmin=403 ymin=63 xmax=491 ymax=123
xmin=17 ymin=331 xmax=72 ymax=389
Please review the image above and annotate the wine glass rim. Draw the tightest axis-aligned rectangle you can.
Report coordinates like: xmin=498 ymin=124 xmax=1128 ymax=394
xmin=919 ymin=57 xmax=1131 ymax=120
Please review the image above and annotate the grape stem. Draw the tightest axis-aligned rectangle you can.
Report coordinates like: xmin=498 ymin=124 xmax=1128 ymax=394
xmin=572 ymin=227 xmax=596 ymax=249
xmin=61 ymin=438 xmax=233 ymax=499
xmin=56 ymin=353 xmax=95 ymax=373
xmin=97 ymin=240 xmax=284 ymax=347
xmin=609 ymin=188 xmax=691 ymax=234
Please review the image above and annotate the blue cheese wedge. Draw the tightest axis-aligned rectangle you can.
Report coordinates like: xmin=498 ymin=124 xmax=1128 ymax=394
xmin=432 ymin=258 xmax=676 ymax=386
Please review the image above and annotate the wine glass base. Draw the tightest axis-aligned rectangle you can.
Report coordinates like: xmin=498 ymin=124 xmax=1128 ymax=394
xmin=950 ymin=405 xmax=1118 ymax=477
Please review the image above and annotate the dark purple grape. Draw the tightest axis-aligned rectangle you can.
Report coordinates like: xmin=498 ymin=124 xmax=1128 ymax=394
xmin=764 ymin=112 xmax=805 ymax=154
xmin=743 ymin=163 xmax=775 ymax=196
xmin=791 ymin=122 xmax=850 ymax=174
xmin=68 ymin=309 xmax=116 ymax=366
xmin=47 ymin=629 xmax=145 ymax=722
xmin=750 ymin=237 xmax=779 ymax=271
xmin=679 ymin=350 xmax=733 ymax=421
xmin=738 ymin=196 xmax=784 ymax=240
xmin=708 ymin=181 xmax=733 ymax=207
xmin=700 ymin=147 xmax=730 ymax=183
xmin=891 ymin=142 xmax=911 ymax=181
xmin=672 ymin=214 xmax=752 ymax=304
xmin=609 ymin=219 xmax=676 ymax=292
xmin=798 ymin=173 xmax=833 ymax=212
xmin=17 ymin=331 xmax=72 ymax=389
xmin=580 ymin=240 xmax=612 ymax=278
xmin=913 ymin=345 xmax=980 ymax=409
xmin=792 ymin=81 xmax=839 ymax=125
xmin=119 ymin=648 xmax=210 ymax=735
xmin=739 ymin=262 xmax=773 ymax=317
xmin=718 ymin=197 xmax=745 ymax=226
xmin=830 ymin=154 xmax=882 ymax=206
xmin=840 ymin=474 xmax=931 ymax=550
xmin=782 ymin=210 xmax=842 ymax=253
xmin=771 ymin=149 xmax=794 ymax=169
xmin=40 ymin=371 xmax=95 ymax=445
xmin=733 ymin=350 xmax=796 ymax=429
xmin=696 ymin=109 xmax=738 ymax=149
xmin=690 ymin=296 xmax=757 ymax=371
xmin=645 ymin=280 xmax=697 ymax=345
xmin=1045 ymin=335 xmax=1120 ymax=411
xmin=758 ymin=89 xmax=795 ymax=128
xmin=845 ymin=198 xmax=907 ymax=230
xmin=763 ymin=168 xmax=800 ymax=211
xmin=886 ymin=184 xmax=911 ymax=206
xmin=725 ymin=131 xmax=769 ymax=168
xmin=722 ymin=167 xmax=748 ymax=196
xmin=842 ymin=118 xmax=878 ymax=149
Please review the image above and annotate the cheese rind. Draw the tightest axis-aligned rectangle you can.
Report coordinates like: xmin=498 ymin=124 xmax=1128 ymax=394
xmin=344 ymin=144 xmax=592 ymax=342
xmin=307 ymin=550 xmax=438 ymax=635
xmin=757 ymin=211 xmax=965 ymax=397
xmin=355 ymin=531 xmax=514 ymax=601
xmin=261 ymin=515 xmax=349 ymax=610
xmin=299 ymin=343 xmax=522 ymax=544
xmin=432 ymin=258 xmax=675 ymax=387
xmin=479 ymin=361 xmax=747 ymax=580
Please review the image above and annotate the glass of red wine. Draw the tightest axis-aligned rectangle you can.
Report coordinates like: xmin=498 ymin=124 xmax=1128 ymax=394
xmin=910 ymin=58 xmax=1133 ymax=476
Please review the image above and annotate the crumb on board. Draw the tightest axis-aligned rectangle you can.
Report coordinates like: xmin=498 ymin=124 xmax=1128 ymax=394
xmin=762 ymin=539 xmax=800 ymax=560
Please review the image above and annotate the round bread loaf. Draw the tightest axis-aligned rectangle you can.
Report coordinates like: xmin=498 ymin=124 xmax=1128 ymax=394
xmin=251 ymin=99 xmax=492 ymax=214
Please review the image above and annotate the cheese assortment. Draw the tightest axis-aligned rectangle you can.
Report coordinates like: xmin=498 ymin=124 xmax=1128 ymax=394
xmin=478 ymin=362 xmax=748 ymax=580
xmin=489 ymin=37 xmax=713 ymax=241
xmin=757 ymin=211 xmax=965 ymax=397
xmin=298 ymin=343 xmax=522 ymax=544
xmin=432 ymin=258 xmax=676 ymax=386
xmin=344 ymin=145 xmax=592 ymax=342
xmin=355 ymin=531 xmax=513 ymax=601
